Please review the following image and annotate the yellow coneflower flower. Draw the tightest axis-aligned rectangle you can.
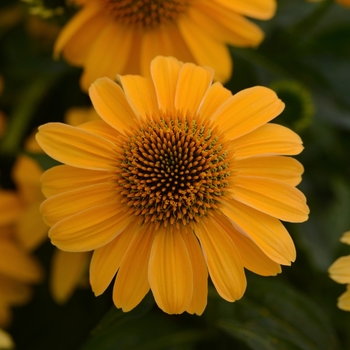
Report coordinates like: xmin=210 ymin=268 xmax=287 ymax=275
xmin=54 ymin=0 xmax=276 ymax=90
xmin=36 ymin=56 xmax=309 ymax=315
xmin=329 ymin=231 xmax=350 ymax=311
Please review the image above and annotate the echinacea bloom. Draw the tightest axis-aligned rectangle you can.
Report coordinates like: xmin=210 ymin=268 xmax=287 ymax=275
xmin=54 ymin=0 xmax=277 ymax=90
xmin=36 ymin=56 xmax=309 ymax=315
xmin=0 ymin=189 xmax=42 ymax=326
xmin=329 ymin=231 xmax=350 ymax=311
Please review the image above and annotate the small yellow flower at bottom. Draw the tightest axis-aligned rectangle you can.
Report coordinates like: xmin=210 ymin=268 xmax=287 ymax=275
xmin=0 ymin=328 xmax=14 ymax=349
xmin=36 ymin=56 xmax=309 ymax=315
xmin=329 ymin=231 xmax=350 ymax=311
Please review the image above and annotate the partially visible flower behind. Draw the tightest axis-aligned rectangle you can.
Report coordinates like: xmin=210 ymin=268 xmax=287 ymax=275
xmin=36 ymin=56 xmax=309 ymax=315
xmin=0 ymin=188 xmax=42 ymax=327
xmin=54 ymin=0 xmax=277 ymax=90
xmin=0 ymin=328 xmax=14 ymax=349
xmin=329 ymin=231 xmax=350 ymax=311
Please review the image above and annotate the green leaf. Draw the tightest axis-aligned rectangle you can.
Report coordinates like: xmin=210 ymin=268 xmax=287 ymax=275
xmin=217 ymin=277 xmax=340 ymax=350
xmin=81 ymin=294 xmax=205 ymax=350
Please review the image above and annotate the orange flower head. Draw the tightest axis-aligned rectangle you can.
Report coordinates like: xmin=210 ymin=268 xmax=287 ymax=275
xmin=54 ymin=0 xmax=277 ymax=90
xmin=36 ymin=56 xmax=309 ymax=315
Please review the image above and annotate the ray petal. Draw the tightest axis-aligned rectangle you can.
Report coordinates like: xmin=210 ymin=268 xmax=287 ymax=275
xmin=231 ymin=176 xmax=309 ymax=222
xmin=195 ymin=219 xmax=246 ymax=302
xmin=230 ymin=123 xmax=304 ymax=159
xmin=118 ymin=75 xmax=158 ymax=119
xmin=181 ymin=229 xmax=208 ymax=315
xmin=41 ymin=165 xmax=112 ymax=198
xmin=215 ymin=214 xmax=281 ymax=276
xmin=212 ymin=87 xmax=285 ymax=140
xmin=89 ymin=77 xmax=137 ymax=133
xmin=220 ymin=199 xmax=296 ymax=265
xmin=90 ymin=221 xmax=139 ymax=296
xmin=234 ymin=156 xmax=304 ymax=186
xmin=49 ymin=202 xmax=131 ymax=252
xmin=113 ymin=224 xmax=156 ymax=311
xmin=149 ymin=228 xmax=193 ymax=314
xmin=41 ymin=183 xmax=117 ymax=227
xmin=151 ymin=56 xmax=182 ymax=112
xmin=36 ymin=123 xmax=117 ymax=171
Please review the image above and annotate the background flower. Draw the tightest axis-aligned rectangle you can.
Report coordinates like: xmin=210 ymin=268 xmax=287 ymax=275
xmin=54 ymin=0 xmax=276 ymax=90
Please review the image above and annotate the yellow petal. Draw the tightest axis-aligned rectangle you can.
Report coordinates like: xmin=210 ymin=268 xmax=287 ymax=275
xmin=212 ymin=87 xmax=285 ymax=140
xmin=221 ymin=199 xmax=296 ymax=265
xmin=0 ymin=191 xmax=22 ymax=226
xmin=234 ymin=156 xmax=304 ymax=186
xmin=174 ymin=62 xmax=213 ymax=114
xmin=230 ymin=123 xmax=304 ymax=159
xmin=181 ymin=229 xmax=208 ymax=315
xmin=215 ymin=214 xmax=281 ymax=276
xmin=80 ymin=21 xmax=133 ymax=90
xmin=151 ymin=56 xmax=182 ymax=112
xmin=41 ymin=165 xmax=112 ymax=198
xmin=49 ymin=203 xmax=131 ymax=252
xmin=0 ymin=238 xmax=42 ymax=282
xmin=199 ymin=81 xmax=232 ymax=120
xmin=212 ymin=0 xmax=276 ymax=20
xmin=78 ymin=119 xmax=121 ymax=143
xmin=54 ymin=3 xmax=102 ymax=60
xmin=340 ymin=231 xmax=350 ymax=245
xmin=231 ymin=177 xmax=309 ymax=222
xmin=90 ymin=221 xmax=139 ymax=296
xmin=195 ymin=219 xmax=246 ymax=302
xmin=16 ymin=201 xmax=48 ymax=250
xmin=89 ymin=77 xmax=137 ymax=133
xmin=178 ymin=13 xmax=231 ymax=83
xmin=329 ymin=256 xmax=350 ymax=284
xmin=338 ymin=285 xmax=350 ymax=311
xmin=113 ymin=224 xmax=157 ymax=311
xmin=192 ymin=2 xmax=264 ymax=47
xmin=50 ymin=250 xmax=90 ymax=304
xmin=118 ymin=75 xmax=158 ymax=119
xmin=0 ymin=274 xmax=31 ymax=304
xmin=149 ymin=228 xmax=193 ymax=314
xmin=12 ymin=155 xmax=42 ymax=205
xmin=41 ymin=183 xmax=117 ymax=227
xmin=36 ymin=123 xmax=117 ymax=171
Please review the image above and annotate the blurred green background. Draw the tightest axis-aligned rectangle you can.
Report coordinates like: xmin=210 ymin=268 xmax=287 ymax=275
xmin=1 ymin=0 xmax=350 ymax=349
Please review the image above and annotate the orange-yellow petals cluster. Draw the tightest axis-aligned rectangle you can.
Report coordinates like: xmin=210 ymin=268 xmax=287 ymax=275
xmin=0 ymin=187 xmax=42 ymax=326
xmin=329 ymin=231 xmax=350 ymax=311
xmin=36 ymin=56 xmax=309 ymax=315
xmin=54 ymin=0 xmax=276 ymax=90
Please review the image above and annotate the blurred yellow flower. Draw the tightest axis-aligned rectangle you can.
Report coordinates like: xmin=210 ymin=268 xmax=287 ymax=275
xmin=54 ymin=0 xmax=277 ymax=91
xmin=0 ymin=189 xmax=42 ymax=327
xmin=329 ymin=231 xmax=350 ymax=311
xmin=36 ymin=56 xmax=309 ymax=315
xmin=0 ymin=328 xmax=14 ymax=349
